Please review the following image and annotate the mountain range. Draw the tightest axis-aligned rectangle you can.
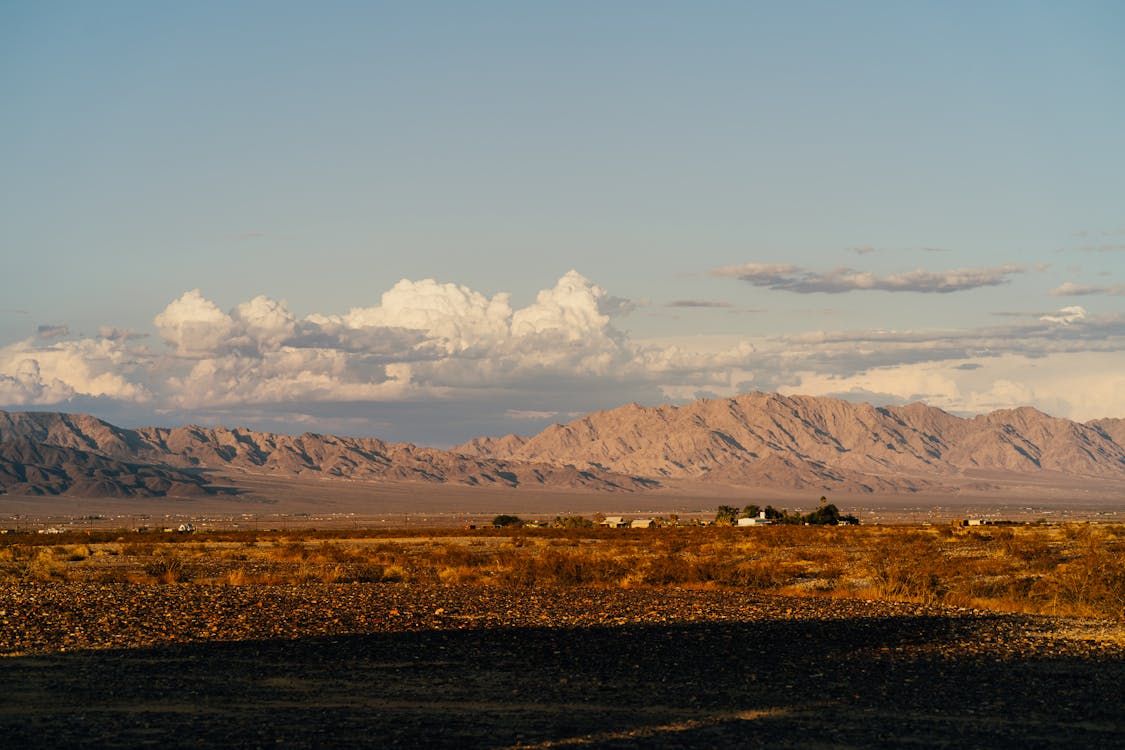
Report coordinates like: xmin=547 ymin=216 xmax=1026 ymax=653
xmin=459 ymin=393 xmax=1125 ymax=494
xmin=3 ymin=392 xmax=1125 ymax=499
xmin=0 ymin=410 xmax=650 ymax=498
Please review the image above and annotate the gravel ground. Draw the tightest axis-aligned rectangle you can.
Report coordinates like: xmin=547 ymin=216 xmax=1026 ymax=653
xmin=2 ymin=582 xmax=1124 ymax=748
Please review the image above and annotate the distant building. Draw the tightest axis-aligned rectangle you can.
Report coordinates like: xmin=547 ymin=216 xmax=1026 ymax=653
xmin=600 ymin=516 xmax=628 ymax=528
xmin=737 ymin=511 xmax=771 ymax=527
xmin=630 ymin=518 xmax=654 ymax=529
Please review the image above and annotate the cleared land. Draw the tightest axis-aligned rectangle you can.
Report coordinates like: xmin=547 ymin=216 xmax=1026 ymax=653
xmin=2 ymin=525 xmax=1124 ymax=748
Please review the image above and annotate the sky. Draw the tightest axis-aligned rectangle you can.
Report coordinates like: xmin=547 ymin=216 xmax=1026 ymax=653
xmin=2 ymin=1 xmax=1125 ymax=446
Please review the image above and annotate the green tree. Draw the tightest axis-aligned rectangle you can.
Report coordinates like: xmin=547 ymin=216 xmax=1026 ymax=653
xmin=552 ymin=515 xmax=594 ymax=529
xmin=715 ymin=505 xmax=739 ymax=525
xmin=492 ymin=514 xmax=525 ymax=528
xmin=741 ymin=504 xmax=761 ymax=519
xmin=804 ymin=503 xmax=841 ymax=525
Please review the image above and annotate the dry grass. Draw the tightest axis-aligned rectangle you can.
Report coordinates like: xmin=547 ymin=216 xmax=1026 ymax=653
xmin=2 ymin=523 xmax=1123 ymax=620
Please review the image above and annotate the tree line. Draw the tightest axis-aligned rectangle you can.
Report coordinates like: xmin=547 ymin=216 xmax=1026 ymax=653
xmin=715 ymin=498 xmax=859 ymax=526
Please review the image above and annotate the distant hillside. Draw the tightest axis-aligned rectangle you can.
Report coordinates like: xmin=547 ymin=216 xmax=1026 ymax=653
xmin=457 ymin=392 xmax=1125 ymax=494
xmin=0 ymin=439 xmax=214 ymax=498
xmin=0 ymin=411 xmax=651 ymax=498
xmin=5 ymin=393 xmax=1125 ymax=500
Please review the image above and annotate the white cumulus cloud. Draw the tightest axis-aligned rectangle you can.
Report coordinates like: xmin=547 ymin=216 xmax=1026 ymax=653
xmin=154 ymin=289 xmax=239 ymax=357
xmin=0 ymin=336 xmax=148 ymax=405
xmin=5 ymin=269 xmax=1125 ymax=441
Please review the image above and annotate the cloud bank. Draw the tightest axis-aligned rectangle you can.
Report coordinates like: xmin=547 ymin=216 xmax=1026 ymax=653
xmin=712 ymin=263 xmax=1030 ymax=294
xmin=1049 ymin=282 xmax=1125 ymax=297
xmin=3 ymin=271 xmax=1125 ymax=442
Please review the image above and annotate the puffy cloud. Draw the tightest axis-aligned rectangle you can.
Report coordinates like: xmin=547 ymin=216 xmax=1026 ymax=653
xmin=144 ymin=272 xmax=638 ymax=410
xmin=338 ymin=278 xmax=512 ymax=354
xmin=154 ymin=289 xmax=238 ymax=357
xmin=5 ymin=270 xmax=1125 ymax=442
xmin=164 ymin=347 xmax=410 ymax=407
xmin=231 ymin=295 xmax=299 ymax=351
xmin=0 ymin=358 xmax=72 ymax=404
xmin=511 ymin=271 xmax=612 ymax=341
xmin=0 ymin=335 xmax=148 ymax=405
xmin=712 ymin=263 xmax=1030 ymax=294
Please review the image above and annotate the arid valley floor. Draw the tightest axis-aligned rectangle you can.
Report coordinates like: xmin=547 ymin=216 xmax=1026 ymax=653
xmin=2 ymin=522 xmax=1124 ymax=748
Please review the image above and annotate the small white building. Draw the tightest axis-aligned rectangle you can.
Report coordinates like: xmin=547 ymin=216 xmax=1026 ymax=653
xmin=737 ymin=511 xmax=771 ymax=527
xmin=630 ymin=518 xmax=654 ymax=529
xmin=600 ymin=516 xmax=628 ymax=528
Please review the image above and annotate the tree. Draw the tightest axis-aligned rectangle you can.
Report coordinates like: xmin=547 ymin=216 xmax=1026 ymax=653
xmin=715 ymin=505 xmax=739 ymax=525
xmin=804 ymin=503 xmax=841 ymax=526
xmin=492 ymin=514 xmax=525 ymax=528
xmin=741 ymin=504 xmax=761 ymax=519
xmin=553 ymin=515 xmax=594 ymax=529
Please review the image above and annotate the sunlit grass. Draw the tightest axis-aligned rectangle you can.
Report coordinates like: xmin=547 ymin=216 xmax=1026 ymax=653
xmin=2 ymin=523 xmax=1122 ymax=620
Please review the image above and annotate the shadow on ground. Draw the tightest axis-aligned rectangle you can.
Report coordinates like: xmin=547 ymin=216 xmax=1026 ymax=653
xmin=1 ymin=614 xmax=1122 ymax=748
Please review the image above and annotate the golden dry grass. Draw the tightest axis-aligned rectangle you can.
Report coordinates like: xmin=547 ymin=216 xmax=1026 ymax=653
xmin=2 ymin=523 xmax=1123 ymax=619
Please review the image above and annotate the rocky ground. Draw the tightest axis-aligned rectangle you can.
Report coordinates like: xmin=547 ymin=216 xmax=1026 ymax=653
xmin=1 ymin=582 xmax=1124 ymax=748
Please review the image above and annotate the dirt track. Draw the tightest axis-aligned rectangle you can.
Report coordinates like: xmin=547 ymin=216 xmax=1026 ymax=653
xmin=2 ymin=583 xmax=1124 ymax=748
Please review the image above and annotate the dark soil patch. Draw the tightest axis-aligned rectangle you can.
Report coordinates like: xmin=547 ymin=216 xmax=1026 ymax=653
xmin=1 ymin=584 xmax=1123 ymax=748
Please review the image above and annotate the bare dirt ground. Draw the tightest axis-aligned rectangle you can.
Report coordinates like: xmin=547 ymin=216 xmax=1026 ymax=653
xmin=4 ymin=472 xmax=1123 ymax=530
xmin=2 ymin=581 xmax=1124 ymax=748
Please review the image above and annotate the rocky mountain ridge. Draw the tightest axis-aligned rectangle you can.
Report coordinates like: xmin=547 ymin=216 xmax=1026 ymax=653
xmin=0 ymin=411 xmax=652 ymax=497
xmin=3 ymin=392 xmax=1125 ymax=498
xmin=457 ymin=392 xmax=1125 ymax=494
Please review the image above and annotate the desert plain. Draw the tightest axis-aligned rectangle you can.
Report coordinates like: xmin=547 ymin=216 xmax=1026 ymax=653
xmin=3 ymin=396 xmax=1125 ymax=747
xmin=2 ymin=516 xmax=1124 ymax=749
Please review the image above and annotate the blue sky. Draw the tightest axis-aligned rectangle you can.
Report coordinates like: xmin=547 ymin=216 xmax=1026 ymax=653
xmin=2 ymin=1 xmax=1124 ymax=444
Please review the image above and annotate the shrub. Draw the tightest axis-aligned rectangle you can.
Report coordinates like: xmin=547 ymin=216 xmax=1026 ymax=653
xmin=144 ymin=557 xmax=191 ymax=584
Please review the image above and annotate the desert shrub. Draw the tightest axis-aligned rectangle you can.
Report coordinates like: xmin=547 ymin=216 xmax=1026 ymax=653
xmin=63 ymin=544 xmax=92 ymax=562
xmin=224 ymin=568 xmax=251 ymax=586
xmin=350 ymin=563 xmax=386 ymax=583
xmin=273 ymin=541 xmax=309 ymax=562
xmin=0 ymin=547 xmax=68 ymax=581
xmin=495 ymin=548 xmax=627 ymax=586
xmin=1033 ymin=533 xmax=1125 ymax=618
xmin=864 ymin=532 xmax=946 ymax=603
xmin=380 ymin=564 xmax=407 ymax=582
xmin=144 ymin=557 xmax=192 ymax=584
xmin=1004 ymin=537 xmax=1062 ymax=571
xmin=640 ymin=554 xmax=711 ymax=585
xmin=726 ymin=558 xmax=799 ymax=589
xmin=298 ymin=563 xmax=344 ymax=584
xmin=434 ymin=543 xmax=491 ymax=568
